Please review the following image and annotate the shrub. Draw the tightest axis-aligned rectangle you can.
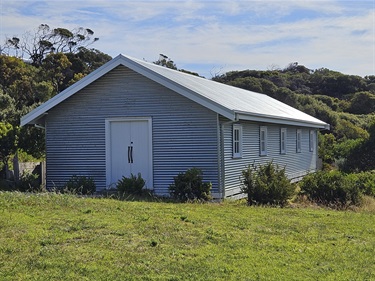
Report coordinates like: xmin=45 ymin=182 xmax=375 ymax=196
xmin=64 ymin=175 xmax=96 ymax=195
xmin=241 ymin=162 xmax=295 ymax=206
xmin=116 ymin=173 xmax=145 ymax=195
xmin=16 ymin=172 xmax=40 ymax=192
xmin=352 ymin=171 xmax=375 ymax=197
xmin=300 ymin=171 xmax=362 ymax=207
xmin=169 ymin=168 xmax=212 ymax=202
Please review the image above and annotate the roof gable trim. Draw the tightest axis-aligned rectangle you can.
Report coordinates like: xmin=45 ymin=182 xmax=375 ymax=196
xmin=21 ymin=55 xmax=127 ymax=126
xmin=21 ymin=54 xmax=236 ymax=126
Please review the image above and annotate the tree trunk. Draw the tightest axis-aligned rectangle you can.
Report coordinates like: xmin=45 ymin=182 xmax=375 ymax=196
xmin=4 ymin=158 xmax=11 ymax=180
xmin=13 ymin=151 xmax=20 ymax=183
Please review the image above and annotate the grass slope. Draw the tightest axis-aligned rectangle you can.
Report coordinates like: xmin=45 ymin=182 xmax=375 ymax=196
xmin=0 ymin=192 xmax=374 ymax=280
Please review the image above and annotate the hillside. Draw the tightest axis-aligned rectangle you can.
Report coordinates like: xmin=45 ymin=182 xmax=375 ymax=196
xmin=213 ymin=63 xmax=375 ymax=138
xmin=1 ymin=192 xmax=374 ymax=280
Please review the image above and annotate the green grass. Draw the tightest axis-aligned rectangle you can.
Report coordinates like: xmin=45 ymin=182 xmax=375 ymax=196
xmin=0 ymin=192 xmax=374 ymax=280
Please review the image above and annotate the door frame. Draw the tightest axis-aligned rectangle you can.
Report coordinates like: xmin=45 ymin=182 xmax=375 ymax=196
xmin=105 ymin=117 xmax=153 ymax=189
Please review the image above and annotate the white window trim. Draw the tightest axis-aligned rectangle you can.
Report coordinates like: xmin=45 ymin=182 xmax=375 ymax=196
xmin=296 ymin=129 xmax=302 ymax=153
xmin=260 ymin=126 xmax=267 ymax=156
xmin=232 ymin=124 xmax=243 ymax=158
xmin=280 ymin=128 xmax=287 ymax=154
xmin=309 ymin=130 xmax=315 ymax=152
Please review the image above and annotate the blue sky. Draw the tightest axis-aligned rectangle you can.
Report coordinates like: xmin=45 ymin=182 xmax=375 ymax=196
xmin=0 ymin=0 xmax=374 ymax=78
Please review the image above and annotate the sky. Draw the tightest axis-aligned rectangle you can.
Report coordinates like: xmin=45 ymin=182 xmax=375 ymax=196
xmin=0 ymin=0 xmax=374 ymax=78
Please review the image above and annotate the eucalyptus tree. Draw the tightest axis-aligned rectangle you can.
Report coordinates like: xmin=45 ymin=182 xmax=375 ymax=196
xmin=3 ymin=24 xmax=99 ymax=66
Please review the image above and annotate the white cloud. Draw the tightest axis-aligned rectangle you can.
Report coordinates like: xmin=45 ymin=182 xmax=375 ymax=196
xmin=0 ymin=0 xmax=374 ymax=77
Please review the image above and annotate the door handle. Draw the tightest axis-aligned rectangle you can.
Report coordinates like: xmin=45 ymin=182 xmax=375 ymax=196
xmin=128 ymin=146 xmax=134 ymax=163
xmin=130 ymin=146 xmax=134 ymax=163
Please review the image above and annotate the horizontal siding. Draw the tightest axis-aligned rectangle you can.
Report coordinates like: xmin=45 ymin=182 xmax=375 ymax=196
xmin=46 ymin=65 xmax=219 ymax=195
xmin=221 ymin=117 xmax=318 ymax=197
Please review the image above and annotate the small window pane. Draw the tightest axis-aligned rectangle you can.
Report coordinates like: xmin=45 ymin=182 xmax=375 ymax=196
xmin=296 ymin=129 xmax=302 ymax=153
xmin=280 ymin=128 xmax=286 ymax=154
xmin=233 ymin=125 xmax=242 ymax=158
xmin=309 ymin=130 xmax=315 ymax=152
xmin=260 ymin=126 xmax=267 ymax=156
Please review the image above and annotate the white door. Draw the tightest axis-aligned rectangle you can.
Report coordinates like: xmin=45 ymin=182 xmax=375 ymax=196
xmin=106 ymin=118 xmax=152 ymax=189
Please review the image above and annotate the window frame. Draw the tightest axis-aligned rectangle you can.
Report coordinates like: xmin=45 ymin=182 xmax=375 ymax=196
xmin=309 ymin=130 xmax=315 ymax=152
xmin=232 ymin=124 xmax=243 ymax=158
xmin=260 ymin=126 xmax=267 ymax=156
xmin=280 ymin=128 xmax=287 ymax=154
xmin=296 ymin=129 xmax=302 ymax=153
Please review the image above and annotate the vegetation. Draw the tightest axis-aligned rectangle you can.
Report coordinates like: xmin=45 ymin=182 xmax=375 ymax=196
xmin=299 ymin=171 xmax=362 ymax=208
xmin=352 ymin=171 xmax=375 ymax=197
xmin=0 ymin=192 xmax=374 ymax=280
xmin=63 ymin=175 xmax=96 ymax=195
xmin=116 ymin=173 xmax=145 ymax=195
xmin=2 ymin=24 xmax=99 ymax=66
xmin=169 ymin=168 xmax=212 ymax=202
xmin=241 ymin=162 xmax=295 ymax=206
xmin=15 ymin=172 xmax=40 ymax=192
xmin=0 ymin=24 xmax=111 ymax=182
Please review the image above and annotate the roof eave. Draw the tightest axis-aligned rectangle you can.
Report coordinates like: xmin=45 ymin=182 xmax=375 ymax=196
xmin=235 ymin=112 xmax=330 ymax=130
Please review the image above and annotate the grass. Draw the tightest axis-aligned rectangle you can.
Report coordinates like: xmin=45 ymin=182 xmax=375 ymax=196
xmin=0 ymin=192 xmax=374 ymax=280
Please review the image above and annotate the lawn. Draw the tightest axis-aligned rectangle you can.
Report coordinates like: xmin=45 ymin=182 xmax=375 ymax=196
xmin=0 ymin=192 xmax=374 ymax=280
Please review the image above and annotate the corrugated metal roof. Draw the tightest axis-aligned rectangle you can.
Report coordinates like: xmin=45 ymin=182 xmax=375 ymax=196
xmin=129 ymin=56 xmax=329 ymax=129
xmin=21 ymin=54 xmax=329 ymax=129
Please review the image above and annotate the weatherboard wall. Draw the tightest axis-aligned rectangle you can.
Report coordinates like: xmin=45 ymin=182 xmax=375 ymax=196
xmin=220 ymin=117 xmax=318 ymax=197
xmin=45 ymin=65 xmax=219 ymax=195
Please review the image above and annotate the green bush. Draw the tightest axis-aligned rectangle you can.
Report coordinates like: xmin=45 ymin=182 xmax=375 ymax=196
xmin=116 ymin=173 xmax=145 ymax=195
xmin=64 ymin=175 xmax=96 ymax=195
xmin=300 ymin=171 xmax=362 ymax=207
xmin=352 ymin=171 xmax=375 ymax=197
xmin=241 ymin=162 xmax=295 ymax=206
xmin=169 ymin=168 xmax=212 ymax=202
xmin=16 ymin=172 xmax=40 ymax=192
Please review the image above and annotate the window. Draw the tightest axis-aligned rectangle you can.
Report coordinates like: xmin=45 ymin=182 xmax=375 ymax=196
xmin=232 ymin=124 xmax=242 ymax=158
xmin=309 ymin=130 xmax=315 ymax=152
xmin=296 ymin=129 xmax=302 ymax=153
xmin=260 ymin=126 xmax=267 ymax=156
xmin=280 ymin=128 xmax=287 ymax=154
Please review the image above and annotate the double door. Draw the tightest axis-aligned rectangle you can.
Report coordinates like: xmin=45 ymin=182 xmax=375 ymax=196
xmin=106 ymin=118 xmax=152 ymax=188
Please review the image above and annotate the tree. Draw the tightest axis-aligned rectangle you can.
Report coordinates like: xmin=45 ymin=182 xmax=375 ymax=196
xmin=0 ymin=123 xmax=18 ymax=179
xmin=342 ymin=121 xmax=375 ymax=172
xmin=0 ymin=55 xmax=50 ymax=173
xmin=0 ymin=54 xmax=53 ymax=108
xmin=153 ymin=54 xmax=201 ymax=76
xmin=228 ymin=77 xmax=263 ymax=93
xmin=0 ymin=55 xmax=29 ymax=92
xmin=3 ymin=24 xmax=99 ymax=66
xmin=348 ymin=91 xmax=375 ymax=114
xmin=335 ymin=119 xmax=369 ymax=141
xmin=71 ymin=47 xmax=111 ymax=74
xmin=154 ymin=54 xmax=177 ymax=70
xmin=318 ymin=133 xmax=336 ymax=168
xmin=41 ymin=52 xmax=72 ymax=92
